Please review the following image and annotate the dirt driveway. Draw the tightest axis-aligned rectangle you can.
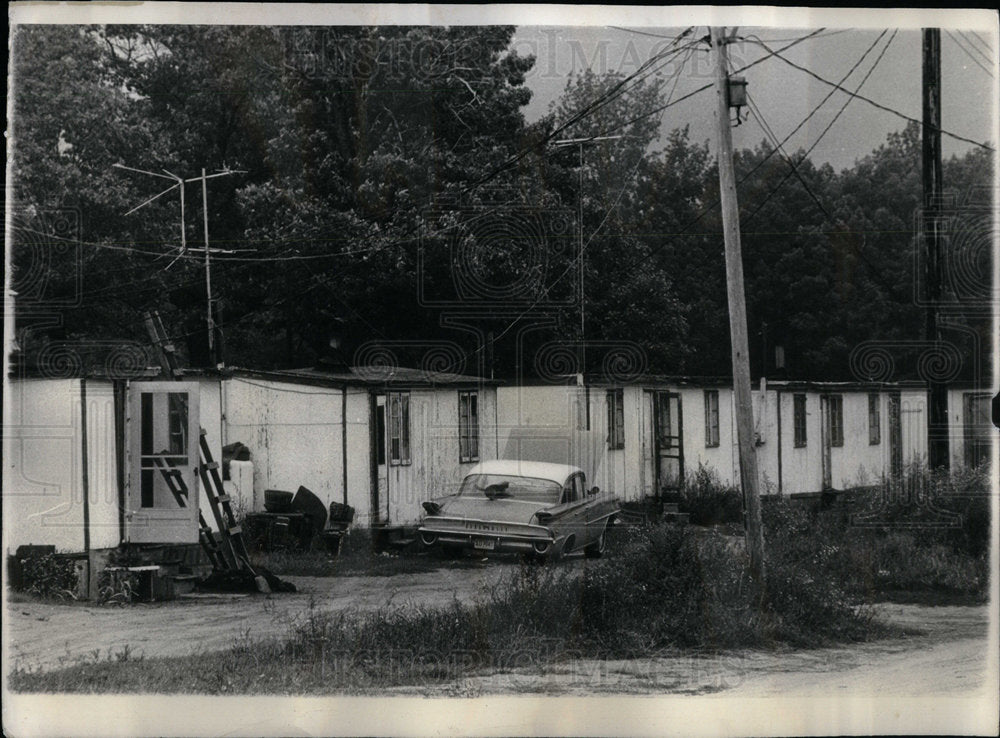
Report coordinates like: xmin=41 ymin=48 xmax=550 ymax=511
xmin=5 ymin=562 xmax=992 ymax=698
xmin=6 ymin=559 xmax=516 ymax=673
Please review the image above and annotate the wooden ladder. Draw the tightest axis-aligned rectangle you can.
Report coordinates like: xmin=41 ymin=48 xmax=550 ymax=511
xmin=143 ymin=310 xmax=253 ymax=574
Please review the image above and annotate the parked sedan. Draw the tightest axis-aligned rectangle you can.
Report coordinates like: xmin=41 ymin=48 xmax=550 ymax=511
xmin=417 ymin=459 xmax=619 ymax=561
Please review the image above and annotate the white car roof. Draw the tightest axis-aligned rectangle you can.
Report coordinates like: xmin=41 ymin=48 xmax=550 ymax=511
xmin=464 ymin=459 xmax=583 ymax=485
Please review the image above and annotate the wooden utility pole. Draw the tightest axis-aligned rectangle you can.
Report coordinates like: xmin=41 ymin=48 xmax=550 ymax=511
xmin=711 ymin=27 xmax=766 ymax=586
xmin=923 ymin=28 xmax=949 ymax=470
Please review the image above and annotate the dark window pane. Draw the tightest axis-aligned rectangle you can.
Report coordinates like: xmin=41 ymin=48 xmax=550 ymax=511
xmin=141 ymin=468 xmax=154 ymax=508
xmin=141 ymin=393 xmax=153 ymax=455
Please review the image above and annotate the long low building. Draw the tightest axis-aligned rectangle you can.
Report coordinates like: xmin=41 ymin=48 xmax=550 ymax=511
xmin=3 ymin=368 xmax=991 ymax=560
xmin=495 ymin=377 xmax=992 ymax=502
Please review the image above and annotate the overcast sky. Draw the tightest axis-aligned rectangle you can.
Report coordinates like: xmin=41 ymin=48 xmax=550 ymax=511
xmin=512 ymin=26 xmax=996 ymax=172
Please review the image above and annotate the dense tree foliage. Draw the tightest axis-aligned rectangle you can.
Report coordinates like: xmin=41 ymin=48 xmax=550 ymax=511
xmin=9 ymin=25 xmax=992 ymax=382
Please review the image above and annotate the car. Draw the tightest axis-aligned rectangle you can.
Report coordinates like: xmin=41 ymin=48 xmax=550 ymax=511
xmin=417 ymin=459 xmax=619 ymax=561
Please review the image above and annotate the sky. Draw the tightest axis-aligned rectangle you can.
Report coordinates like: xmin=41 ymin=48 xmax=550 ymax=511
xmin=510 ymin=26 xmax=997 ymax=172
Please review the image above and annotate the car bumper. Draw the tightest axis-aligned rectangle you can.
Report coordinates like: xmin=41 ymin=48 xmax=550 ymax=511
xmin=418 ymin=516 xmax=557 ymax=555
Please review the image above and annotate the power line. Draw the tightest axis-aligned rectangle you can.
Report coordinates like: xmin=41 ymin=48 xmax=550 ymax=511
xmin=968 ymin=30 xmax=995 ymax=55
xmin=426 ymin=44 xmax=699 ymax=374
xmin=747 ymin=37 xmax=995 ymax=151
xmin=615 ymin=30 xmax=888 ymax=266
xmin=607 ymin=26 xmax=690 ymax=41
xmin=588 ymin=28 xmax=830 ymax=142
xmin=743 ymin=31 xmax=897 ymax=224
xmin=743 ymin=91 xmax=832 ymax=219
xmin=945 ymin=29 xmax=995 ymax=77
xmin=610 ymin=30 xmax=902 ymax=303
xmin=473 ymin=30 xmax=700 ymax=187
xmin=958 ymin=29 xmax=995 ymax=65
xmin=736 ymin=30 xmax=887 ymax=196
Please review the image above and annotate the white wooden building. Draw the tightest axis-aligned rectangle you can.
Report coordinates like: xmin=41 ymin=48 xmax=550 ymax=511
xmin=3 ymin=370 xmax=989 ymax=562
xmin=496 ymin=377 xmax=991 ymax=502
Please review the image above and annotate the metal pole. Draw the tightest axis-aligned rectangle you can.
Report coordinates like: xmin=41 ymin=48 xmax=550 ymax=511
xmin=712 ymin=26 xmax=766 ymax=588
xmin=579 ymin=141 xmax=587 ymax=399
xmin=179 ymin=178 xmax=186 ymax=253
xmin=201 ymin=168 xmax=215 ymax=364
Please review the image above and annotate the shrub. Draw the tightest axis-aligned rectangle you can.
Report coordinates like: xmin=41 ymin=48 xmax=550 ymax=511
xmin=679 ymin=465 xmax=744 ymax=526
xmin=16 ymin=554 xmax=79 ymax=600
xmin=763 ymin=492 xmax=989 ymax=600
xmin=282 ymin=523 xmax=885 ymax=666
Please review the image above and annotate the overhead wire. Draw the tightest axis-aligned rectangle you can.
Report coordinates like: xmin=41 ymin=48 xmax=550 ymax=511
xmin=945 ymin=29 xmax=995 ymax=77
xmin=746 ymin=36 xmax=995 ymax=151
xmin=742 ymin=30 xmax=898 ymax=224
xmin=608 ymin=29 xmax=889 ymax=280
xmin=586 ymin=28 xmax=830 ymax=142
xmin=968 ymin=30 xmax=995 ymax=56
xmin=958 ymin=29 xmax=995 ymax=66
xmin=458 ymin=44 xmax=699 ymax=355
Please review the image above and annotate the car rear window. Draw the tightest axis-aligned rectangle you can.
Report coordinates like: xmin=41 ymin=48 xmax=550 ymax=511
xmin=459 ymin=474 xmax=562 ymax=504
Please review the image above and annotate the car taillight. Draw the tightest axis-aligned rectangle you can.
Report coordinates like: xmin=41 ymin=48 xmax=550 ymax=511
xmin=532 ymin=540 xmax=551 ymax=555
xmin=422 ymin=501 xmax=442 ymax=515
xmin=535 ymin=511 xmax=553 ymax=525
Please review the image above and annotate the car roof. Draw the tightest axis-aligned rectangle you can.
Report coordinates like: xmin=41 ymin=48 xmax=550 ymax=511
xmin=464 ymin=459 xmax=583 ymax=484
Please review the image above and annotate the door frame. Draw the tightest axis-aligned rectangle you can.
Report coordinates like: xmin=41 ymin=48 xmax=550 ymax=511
xmin=888 ymin=391 xmax=902 ymax=480
xmin=652 ymin=390 xmax=684 ymax=497
xmin=820 ymin=394 xmax=833 ymax=490
xmin=125 ymin=381 xmax=201 ymax=544
xmin=369 ymin=392 xmax=388 ymax=526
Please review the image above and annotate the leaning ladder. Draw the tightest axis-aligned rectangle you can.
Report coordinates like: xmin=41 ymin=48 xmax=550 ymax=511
xmin=143 ymin=310 xmax=254 ymax=573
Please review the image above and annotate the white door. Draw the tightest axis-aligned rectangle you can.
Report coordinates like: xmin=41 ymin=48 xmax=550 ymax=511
xmin=126 ymin=382 xmax=201 ymax=543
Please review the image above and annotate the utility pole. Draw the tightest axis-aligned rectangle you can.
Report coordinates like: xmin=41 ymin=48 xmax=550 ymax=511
xmin=711 ymin=27 xmax=766 ymax=588
xmin=923 ymin=28 xmax=949 ymax=471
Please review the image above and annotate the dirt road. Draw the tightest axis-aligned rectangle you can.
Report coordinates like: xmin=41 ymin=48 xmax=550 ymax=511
xmin=6 ymin=560 xmax=514 ymax=673
xmin=419 ymin=603 xmax=991 ymax=697
xmin=5 ymin=564 xmax=992 ymax=698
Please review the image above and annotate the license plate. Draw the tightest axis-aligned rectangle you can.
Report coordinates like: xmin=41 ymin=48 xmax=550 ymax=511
xmin=473 ymin=538 xmax=496 ymax=551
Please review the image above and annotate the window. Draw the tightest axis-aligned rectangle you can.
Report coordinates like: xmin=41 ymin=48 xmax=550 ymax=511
xmin=388 ymin=392 xmax=410 ymax=465
xmin=963 ymin=393 xmax=991 ymax=469
xmin=868 ymin=393 xmax=881 ymax=445
xmin=167 ymin=393 xmax=188 ymax=455
xmin=375 ymin=404 xmax=386 ymax=466
xmin=828 ymin=395 xmax=844 ymax=447
xmin=562 ymin=473 xmax=586 ymax=504
xmin=793 ymin=394 xmax=807 ymax=448
xmin=607 ymin=389 xmax=625 ymax=450
xmin=704 ymin=390 xmax=720 ymax=447
xmin=458 ymin=391 xmax=479 ymax=463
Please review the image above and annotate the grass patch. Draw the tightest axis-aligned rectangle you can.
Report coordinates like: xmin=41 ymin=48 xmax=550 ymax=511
xmin=762 ymin=466 xmax=991 ymax=603
xmin=10 ymin=523 xmax=899 ymax=694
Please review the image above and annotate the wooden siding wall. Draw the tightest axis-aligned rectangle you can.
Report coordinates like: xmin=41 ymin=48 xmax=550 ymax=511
xmin=385 ymin=388 xmax=498 ymax=526
xmin=3 ymin=379 xmax=119 ymax=553
xmin=496 ymin=384 xmax=968 ymax=501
